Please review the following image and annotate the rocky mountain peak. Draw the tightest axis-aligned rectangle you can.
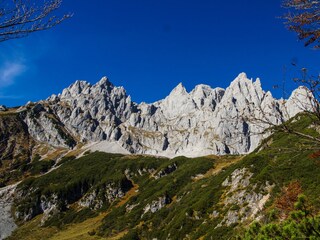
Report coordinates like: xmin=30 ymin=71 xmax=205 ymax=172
xmin=191 ymin=84 xmax=214 ymax=97
xmin=90 ymin=76 xmax=115 ymax=95
xmin=284 ymin=86 xmax=314 ymax=118
xmin=289 ymin=86 xmax=311 ymax=100
xmin=169 ymin=82 xmax=187 ymax=96
xmin=235 ymin=72 xmax=248 ymax=81
xmin=254 ymin=78 xmax=262 ymax=89
xmin=190 ymin=85 xmax=225 ymax=110
xmin=228 ymin=73 xmax=261 ymax=93
xmin=94 ymin=76 xmax=112 ymax=88
xmin=60 ymin=80 xmax=91 ymax=99
xmin=18 ymin=72 xmax=313 ymax=158
xmin=224 ymin=72 xmax=264 ymax=107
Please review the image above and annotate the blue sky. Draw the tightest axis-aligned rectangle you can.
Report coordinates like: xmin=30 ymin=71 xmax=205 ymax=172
xmin=1 ymin=0 xmax=320 ymax=106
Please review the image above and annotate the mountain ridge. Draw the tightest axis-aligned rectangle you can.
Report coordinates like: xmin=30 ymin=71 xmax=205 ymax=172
xmin=0 ymin=72 xmax=313 ymax=159
xmin=0 ymin=73 xmax=319 ymax=240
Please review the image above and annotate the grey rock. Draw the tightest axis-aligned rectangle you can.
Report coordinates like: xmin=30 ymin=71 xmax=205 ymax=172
xmin=40 ymin=194 xmax=61 ymax=226
xmin=154 ymin=163 xmax=178 ymax=179
xmin=126 ymin=203 xmax=139 ymax=213
xmin=78 ymin=190 xmax=103 ymax=210
xmin=218 ymin=168 xmax=274 ymax=227
xmin=0 ymin=105 xmax=7 ymax=112
xmin=79 ymin=180 xmax=133 ymax=210
xmin=19 ymin=73 xmax=313 ymax=157
xmin=143 ymin=195 xmax=171 ymax=215
xmin=0 ymin=184 xmax=18 ymax=240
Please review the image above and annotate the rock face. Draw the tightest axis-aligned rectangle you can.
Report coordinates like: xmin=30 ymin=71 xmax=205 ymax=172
xmin=0 ymin=113 xmax=34 ymax=167
xmin=16 ymin=72 xmax=313 ymax=157
xmin=154 ymin=163 xmax=178 ymax=179
xmin=79 ymin=179 xmax=133 ymax=210
xmin=0 ymin=184 xmax=18 ymax=240
xmin=218 ymin=168 xmax=273 ymax=227
xmin=143 ymin=195 xmax=172 ymax=215
xmin=0 ymin=105 xmax=7 ymax=112
xmin=23 ymin=103 xmax=76 ymax=148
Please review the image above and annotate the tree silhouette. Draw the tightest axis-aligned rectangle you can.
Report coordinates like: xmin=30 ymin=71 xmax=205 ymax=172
xmin=0 ymin=0 xmax=71 ymax=42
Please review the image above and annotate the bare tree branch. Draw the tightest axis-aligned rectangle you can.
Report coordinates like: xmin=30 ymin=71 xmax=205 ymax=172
xmin=0 ymin=0 xmax=72 ymax=42
xmin=244 ymin=66 xmax=320 ymax=148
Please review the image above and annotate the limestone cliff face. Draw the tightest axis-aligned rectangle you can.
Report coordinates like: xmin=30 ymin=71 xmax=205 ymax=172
xmin=23 ymin=103 xmax=76 ymax=148
xmin=0 ymin=184 xmax=17 ymax=239
xmin=10 ymin=72 xmax=313 ymax=158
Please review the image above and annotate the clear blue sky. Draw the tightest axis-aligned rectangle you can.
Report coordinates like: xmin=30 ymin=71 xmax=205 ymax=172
xmin=1 ymin=0 xmax=320 ymax=106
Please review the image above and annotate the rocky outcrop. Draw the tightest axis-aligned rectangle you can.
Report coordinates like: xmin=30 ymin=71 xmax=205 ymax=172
xmin=0 ymin=184 xmax=18 ymax=240
xmin=48 ymin=78 xmax=137 ymax=143
xmin=0 ymin=105 xmax=7 ymax=112
xmin=142 ymin=195 xmax=171 ymax=215
xmin=78 ymin=190 xmax=103 ymax=210
xmin=14 ymin=190 xmax=65 ymax=223
xmin=0 ymin=113 xmax=34 ymax=168
xmin=39 ymin=194 xmax=61 ymax=225
xmin=4 ymin=72 xmax=312 ymax=158
xmin=283 ymin=86 xmax=315 ymax=118
xmin=217 ymin=168 xmax=274 ymax=226
xmin=79 ymin=179 xmax=133 ymax=210
xmin=14 ymin=176 xmax=133 ymax=225
xmin=24 ymin=103 xmax=76 ymax=148
xmin=154 ymin=163 xmax=178 ymax=179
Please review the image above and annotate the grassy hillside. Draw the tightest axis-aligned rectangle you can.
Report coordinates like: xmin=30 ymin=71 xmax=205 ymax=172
xmin=7 ymin=114 xmax=320 ymax=240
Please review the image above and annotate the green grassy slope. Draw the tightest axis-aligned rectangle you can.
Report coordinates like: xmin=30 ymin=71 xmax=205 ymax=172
xmin=7 ymin=114 xmax=320 ymax=240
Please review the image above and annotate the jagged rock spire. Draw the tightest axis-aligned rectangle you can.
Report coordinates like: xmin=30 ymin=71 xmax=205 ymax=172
xmin=24 ymin=72 xmax=311 ymax=157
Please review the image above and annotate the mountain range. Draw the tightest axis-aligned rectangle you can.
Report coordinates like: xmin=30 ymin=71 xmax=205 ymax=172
xmin=0 ymin=72 xmax=312 ymax=163
xmin=0 ymin=72 xmax=319 ymax=240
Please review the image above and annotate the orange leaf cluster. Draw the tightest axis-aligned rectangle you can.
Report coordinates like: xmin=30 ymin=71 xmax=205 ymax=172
xmin=276 ymin=181 xmax=303 ymax=218
xmin=309 ymin=151 xmax=320 ymax=159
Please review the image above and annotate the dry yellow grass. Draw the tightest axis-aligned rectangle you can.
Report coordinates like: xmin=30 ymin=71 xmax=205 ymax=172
xmin=120 ymin=155 xmax=141 ymax=160
xmin=44 ymin=148 xmax=68 ymax=161
xmin=10 ymin=210 xmax=128 ymax=240
xmin=166 ymin=195 xmax=177 ymax=208
xmin=8 ymin=215 xmax=59 ymax=240
xmin=48 ymin=212 xmax=108 ymax=240
xmin=32 ymin=143 xmax=64 ymax=158
xmin=35 ymin=144 xmax=51 ymax=156
xmin=193 ymin=156 xmax=243 ymax=181
xmin=107 ymin=230 xmax=129 ymax=240
xmin=0 ymin=108 xmax=19 ymax=115
xmin=115 ymin=183 xmax=139 ymax=208
xmin=63 ymin=144 xmax=86 ymax=158
xmin=47 ymin=183 xmax=139 ymax=240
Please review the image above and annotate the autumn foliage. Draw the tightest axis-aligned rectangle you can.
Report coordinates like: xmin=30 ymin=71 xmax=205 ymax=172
xmin=309 ymin=150 xmax=320 ymax=159
xmin=276 ymin=181 xmax=302 ymax=218
xmin=283 ymin=0 xmax=320 ymax=48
